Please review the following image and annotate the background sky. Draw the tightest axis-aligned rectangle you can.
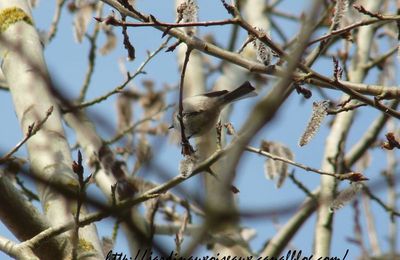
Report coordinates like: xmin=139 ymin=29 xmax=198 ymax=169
xmin=0 ymin=0 xmax=399 ymax=259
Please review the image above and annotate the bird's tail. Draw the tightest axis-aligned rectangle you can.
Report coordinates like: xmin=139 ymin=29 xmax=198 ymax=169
xmin=222 ymin=81 xmax=257 ymax=104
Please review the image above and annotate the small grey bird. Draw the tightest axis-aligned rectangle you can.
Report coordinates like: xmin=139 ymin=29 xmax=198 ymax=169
xmin=171 ymin=81 xmax=256 ymax=138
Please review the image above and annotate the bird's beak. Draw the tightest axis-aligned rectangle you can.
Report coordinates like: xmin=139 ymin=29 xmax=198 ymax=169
xmin=168 ymin=124 xmax=174 ymax=130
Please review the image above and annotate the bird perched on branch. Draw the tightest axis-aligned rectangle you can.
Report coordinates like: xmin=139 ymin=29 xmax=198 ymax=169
xmin=171 ymin=81 xmax=257 ymax=138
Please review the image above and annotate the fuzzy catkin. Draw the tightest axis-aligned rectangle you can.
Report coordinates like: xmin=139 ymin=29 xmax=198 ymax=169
xmin=299 ymin=101 xmax=329 ymax=147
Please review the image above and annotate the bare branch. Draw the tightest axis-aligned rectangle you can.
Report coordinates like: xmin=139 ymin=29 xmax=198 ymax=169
xmin=0 ymin=106 xmax=54 ymax=164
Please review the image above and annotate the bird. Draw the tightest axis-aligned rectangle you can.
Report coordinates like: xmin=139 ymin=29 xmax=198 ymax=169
xmin=171 ymin=81 xmax=257 ymax=138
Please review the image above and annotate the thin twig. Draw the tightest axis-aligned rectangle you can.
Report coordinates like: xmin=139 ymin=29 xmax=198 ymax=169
xmin=307 ymin=17 xmax=394 ymax=46
xmin=383 ymin=146 xmax=398 ymax=252
xmin=362 ymin=45 xmax=399 ymax=70
xmin=268 ymin=0 xmax=285 ymax=9
xmin=104 ymin=104 xmax=173 ymax=145
xmin=288 ymin=171 xmax=316 ymax=200
xmin=268 ymin=8 xmax=301 ymax=21
xmin=353 ymin=4 xmax=384 ymax=19
xmin=64 ymin=38 xmax=170 ymax=112
xmin=15 ymin=176 xmax=39 ymax=201
xmin=329 ymin=79 xmax=400 ymax=119
xmin=246 ymin=146 xmax=368 ymax=181
xmin=77 ymin=3 xmax=103 ymax=103
xmin=71 ymin=151 xmax=84 ymax=260
xmin=120 ymin=14 xmax=135 ymax=60
xmin=327 ymin=103 xmax=367 ymax=114
xmin=0 ymin=106 xmax=54 ymax=164
xmin=269 ymin=17 xmax=288 ymax=44
xmin=362 ymin=193 xmax=382 ymax=255
xmin=178 ymin=47 xmax=194 ymax=155
xmin=47 ymin=0 xmax=67 ymax=43
xmin=363 ymin=186 xmax=400 ymax=217
xmin=95 ymin=16 xmax=239 ymax=28
xmin=226 ymin=19 xmax=240 ymax=52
